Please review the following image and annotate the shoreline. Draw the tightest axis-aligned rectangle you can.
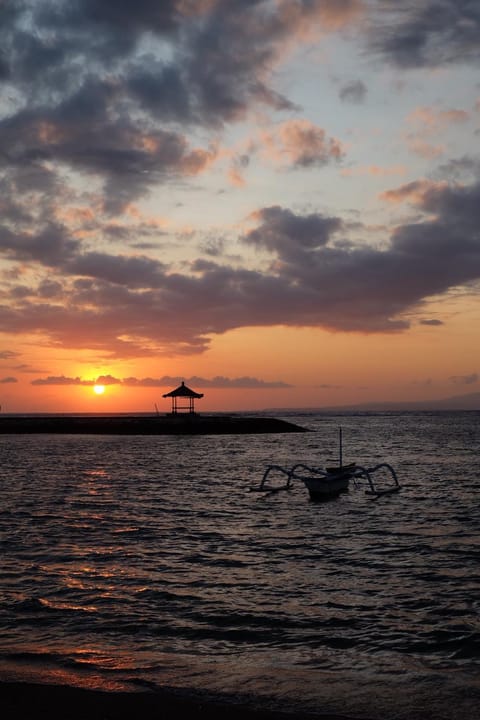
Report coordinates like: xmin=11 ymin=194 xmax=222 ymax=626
xmin=0 ymin=680 xmax=355 ymax=720
xmin=0 ymin=414 xmax=308 ymax=435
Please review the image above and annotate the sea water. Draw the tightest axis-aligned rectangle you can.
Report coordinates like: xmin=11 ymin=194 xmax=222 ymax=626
xmin=1 ymin=412 xmax=479 ymax=720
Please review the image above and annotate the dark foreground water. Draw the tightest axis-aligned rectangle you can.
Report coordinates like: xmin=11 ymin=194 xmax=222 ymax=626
xmin=1 ymin=412 xmax=479 ymax=719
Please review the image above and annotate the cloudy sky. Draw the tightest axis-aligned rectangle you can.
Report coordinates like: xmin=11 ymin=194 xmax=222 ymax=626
xmin=1 ymin=0 xmax=480 ymax=412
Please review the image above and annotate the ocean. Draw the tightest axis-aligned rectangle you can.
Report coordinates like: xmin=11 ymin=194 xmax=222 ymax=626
xmin=1 ymin=412 xmax=479 ymax=720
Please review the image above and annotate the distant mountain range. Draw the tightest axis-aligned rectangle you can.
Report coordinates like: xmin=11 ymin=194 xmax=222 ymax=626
xmin=268 ymin=391 xmax=480 ymax=413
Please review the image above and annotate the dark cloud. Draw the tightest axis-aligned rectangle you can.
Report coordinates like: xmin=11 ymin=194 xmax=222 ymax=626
xmin=421 ymin=180 xmax=480 ymax=225
xmin=0 ymin=7 xmax=200 ymax=211
xmin=434 ymin=156 xmax=480 ymax=183
xmin=0 ymin=376 xmax=17 ymax=384
xmin=449 ymin=372 xmax=478 ymax=385
xmin=31 ymin=374 xmax=291 ymax=389
xmin=0 ymin=2 xmax=297 ymax=123
xmin=339 ymin=79 xmax=367 ymax=103
xmin=78 ymin=0 xmax=182 ymax=36
xmin=183 ymin=375 xmax=292 ymax=389
xmin=0 ymin=57 xmax=10 ymax=80
xmin=245 ymin=206 xmax=342 ymax=259
xmin=66 ymin=252 xmax=166 ymax=288
xmin=199 ymin=237 xmax=226 ymax=257
xmin=0 ymin=223 xmax=80 ymax=266
xmin=0 ymin=79 xmax=217 ymax=213
xmin=1 ymin=1 xmax=480 ymax=361
xmin=95 ymin=374 xmax=121 ymax=386
xmin=241 ymin=189 xmax=480 ymax=332
xmin=419 ymin=318 xmax=444 ymax=326
xmin=315 ymin=383 xmax=343 ymax=389
xmin=11 ymin=285 xmax=32 ymax=299
xmin=2 ymin=176 xmax=480 ymax=356
xmin=266 ymin=121 xmax=344 ymax=168
xmin=31 ymin=375 xmax=93 ymax=386
xmin=371 ymin=1 xmax=480 ymax=68
xmin=181 ymin=1 xmax=293 ymax=124
xmin=0 ymin=165 xmax=62 ymax=232
xmin=0 ymin=0 xmax=361 ymax=219
xmin=126 ymin=61 xmax=193 ymax=121
xmin=121 ymin=377 xmax=174 ymax=387
xmin=0 ymin=1 xmax=357 ymax=143
xmin=37 ymin=280 xmax=65 ymax=299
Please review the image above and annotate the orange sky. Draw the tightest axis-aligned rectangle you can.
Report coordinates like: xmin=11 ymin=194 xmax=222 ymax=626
xmin=1 ymin=1 xmax=480 ymax=412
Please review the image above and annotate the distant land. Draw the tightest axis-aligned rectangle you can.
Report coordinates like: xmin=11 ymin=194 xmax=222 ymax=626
xmin=267 ymin=391 xmax=480 ymax=413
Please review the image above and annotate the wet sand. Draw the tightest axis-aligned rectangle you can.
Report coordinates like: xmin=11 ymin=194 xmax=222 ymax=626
xmin=0 ymin=415 xmax=307 ymax=435
xmin=1 ymin=681 xmax=354 ymax=720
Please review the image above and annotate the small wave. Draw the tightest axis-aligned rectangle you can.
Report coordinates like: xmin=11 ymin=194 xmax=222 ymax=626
xmin=11 ymin=596 xmax=97 ymax=615
xmin=388 ymin=629 xmax=480 ymax=658
xmin=1 ymin=649 xmax=69 ymax=666
xmin=450 ymin=633 xmax=480 ymax=659
xmin=13 ymin=597 xmax=45 ymax=612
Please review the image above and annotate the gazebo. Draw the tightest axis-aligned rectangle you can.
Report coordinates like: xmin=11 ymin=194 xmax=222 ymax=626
xmin=162 ymin=381 xmax=204 ymax=415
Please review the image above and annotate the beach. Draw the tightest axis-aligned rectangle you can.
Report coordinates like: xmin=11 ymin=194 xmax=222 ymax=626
xmin=1 ymin=681 xmax=355 ymax=720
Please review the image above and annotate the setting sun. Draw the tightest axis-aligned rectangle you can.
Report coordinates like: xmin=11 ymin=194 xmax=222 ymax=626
xmin=93 ymin=384 xmax=105 ymax=395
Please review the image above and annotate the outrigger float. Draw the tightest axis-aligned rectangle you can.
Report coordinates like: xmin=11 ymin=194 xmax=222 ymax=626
xmin=251 ymin=428 xmax=400 ymax=501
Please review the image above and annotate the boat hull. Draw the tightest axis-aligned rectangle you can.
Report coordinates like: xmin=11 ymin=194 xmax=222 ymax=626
xmin=300 ymin=468 xmax=352 ymax=501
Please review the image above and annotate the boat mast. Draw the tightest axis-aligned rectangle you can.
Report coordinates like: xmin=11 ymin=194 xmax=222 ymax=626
xmin=339 ymin=426 xmax=343 ymax=468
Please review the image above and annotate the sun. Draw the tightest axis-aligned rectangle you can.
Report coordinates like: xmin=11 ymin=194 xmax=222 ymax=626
xmin=93 ymin=384 xmax=105 ymax=395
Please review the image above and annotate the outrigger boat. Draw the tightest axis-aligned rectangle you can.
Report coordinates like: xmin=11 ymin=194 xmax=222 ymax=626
xmin=251 ymin=428 xmax=400 ymax=501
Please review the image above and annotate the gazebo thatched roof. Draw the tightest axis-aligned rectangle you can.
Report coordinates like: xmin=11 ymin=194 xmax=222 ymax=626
xmin=162 ymin=381 xmax=204 ymax=399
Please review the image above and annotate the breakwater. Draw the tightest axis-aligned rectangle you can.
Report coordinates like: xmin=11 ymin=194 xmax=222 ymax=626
xmin=0 ymin=414 xmax=307 ymax=435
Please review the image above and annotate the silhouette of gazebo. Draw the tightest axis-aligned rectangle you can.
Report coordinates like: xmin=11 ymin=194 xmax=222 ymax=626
xmin=162 ymin=381 xmax=204 ymax=415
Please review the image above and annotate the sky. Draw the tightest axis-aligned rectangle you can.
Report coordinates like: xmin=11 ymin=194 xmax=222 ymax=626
xmin=1 ymin=0 xmax=480 ymax=413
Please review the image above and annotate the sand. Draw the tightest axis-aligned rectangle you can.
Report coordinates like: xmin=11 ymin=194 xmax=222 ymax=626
xmin=1 ymin=681 xmax=357 ymax=720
